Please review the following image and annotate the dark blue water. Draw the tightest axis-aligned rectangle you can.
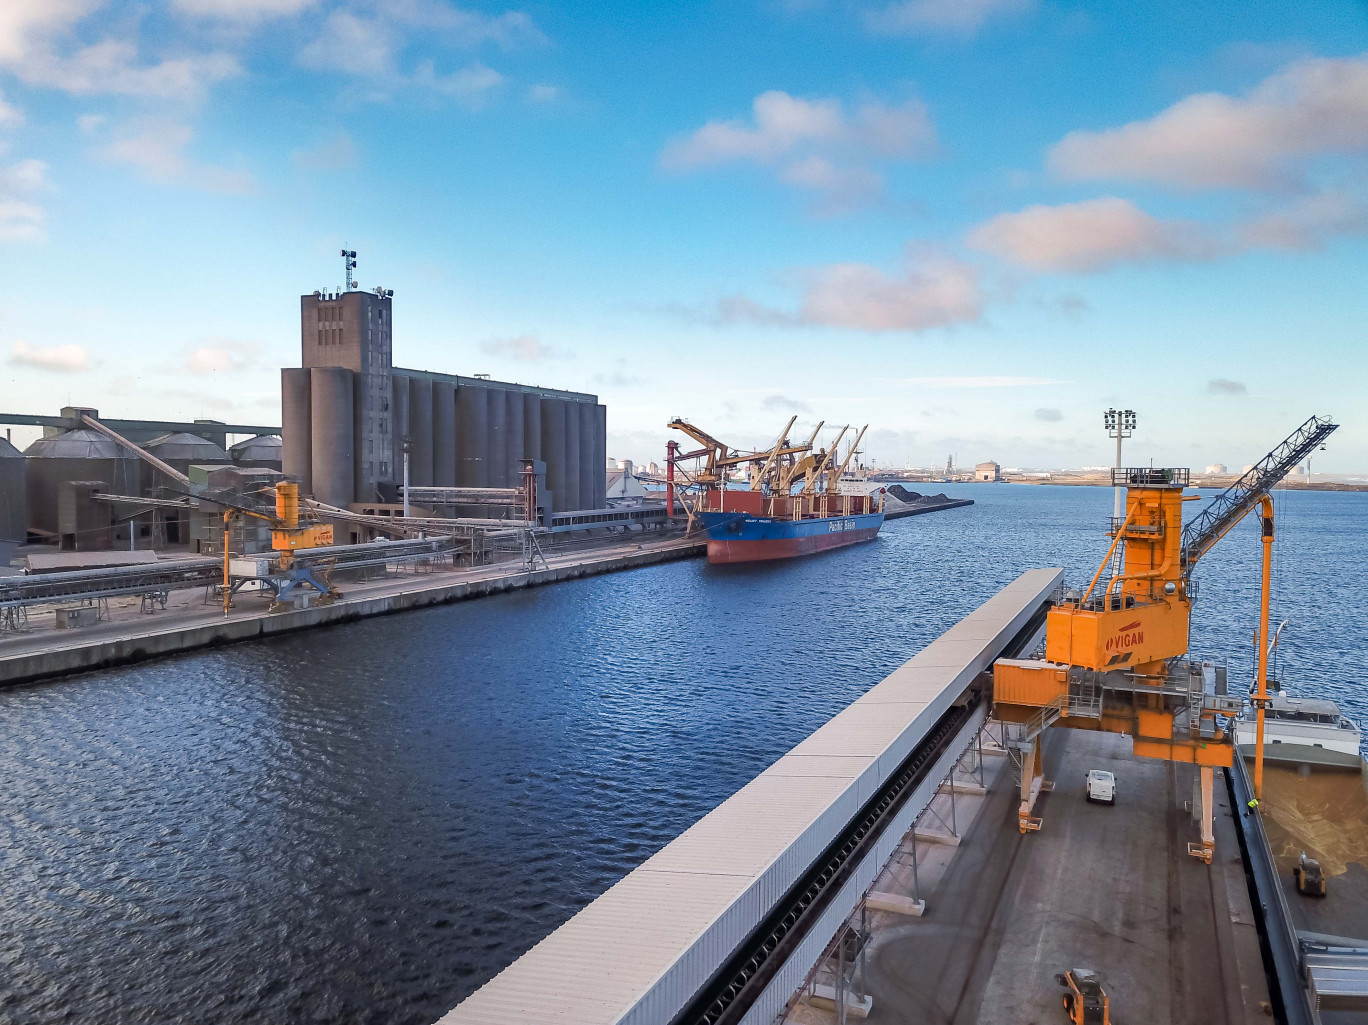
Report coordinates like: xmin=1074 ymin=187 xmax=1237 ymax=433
xmin=1 ymin=484 xmax=1363 ymax=1024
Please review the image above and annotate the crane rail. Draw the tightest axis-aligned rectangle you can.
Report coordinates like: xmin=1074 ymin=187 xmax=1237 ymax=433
xmin=1180 ymin=414 xmax=1338 ymax=574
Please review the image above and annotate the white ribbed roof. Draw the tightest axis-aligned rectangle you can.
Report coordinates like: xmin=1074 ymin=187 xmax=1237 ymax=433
xmin=439 ymin=567 xmax=1062 ymax=1025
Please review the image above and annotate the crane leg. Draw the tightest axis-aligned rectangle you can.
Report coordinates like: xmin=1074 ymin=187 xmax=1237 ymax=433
xmin=1018 ymin=741 xmax=1052 ymax=833
xmin=1187 ymin=766 xmax=1215 ymax=864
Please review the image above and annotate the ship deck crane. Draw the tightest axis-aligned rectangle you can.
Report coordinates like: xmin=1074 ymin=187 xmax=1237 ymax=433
xmin=992 ymin=415 xmax=1337 ymax=861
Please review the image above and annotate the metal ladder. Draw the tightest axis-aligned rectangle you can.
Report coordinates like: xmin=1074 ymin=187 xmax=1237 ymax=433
xmin=1067 ymin=674 xmax=1103 ymax=719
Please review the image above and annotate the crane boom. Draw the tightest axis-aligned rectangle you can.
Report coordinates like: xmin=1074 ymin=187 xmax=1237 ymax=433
xmin=1179 ymin=414 xmax=1337 ymax=575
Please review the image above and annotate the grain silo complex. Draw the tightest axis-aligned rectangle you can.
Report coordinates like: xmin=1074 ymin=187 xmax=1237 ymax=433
xmin=282 ymin=286 xmax=606 ymax=513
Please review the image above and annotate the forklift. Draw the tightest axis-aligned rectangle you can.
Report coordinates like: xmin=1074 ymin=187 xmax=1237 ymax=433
xmin=1294 ymin=851 xmax=1327 ymax=897
xmin=1056 ymin=968 xmax=1110 ymax=1025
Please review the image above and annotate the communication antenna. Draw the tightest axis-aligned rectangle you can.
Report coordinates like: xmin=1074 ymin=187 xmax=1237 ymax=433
xmin=341 ymin=248 xmax=358 ymax=291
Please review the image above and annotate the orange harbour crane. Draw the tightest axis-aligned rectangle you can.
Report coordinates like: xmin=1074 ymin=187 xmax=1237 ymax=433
xmin=992 ymin=415 xmax=1337 ymax=861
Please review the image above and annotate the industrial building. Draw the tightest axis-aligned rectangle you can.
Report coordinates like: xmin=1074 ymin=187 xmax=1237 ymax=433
xmin=283 ymin=287 xmax=606 ymax=514
xmin=974 ymin=460 xmax=1002 ymax=481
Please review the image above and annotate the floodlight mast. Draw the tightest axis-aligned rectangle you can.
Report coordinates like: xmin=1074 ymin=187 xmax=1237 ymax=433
xmin=1105 ymin=408 xmax=1136 ymax=520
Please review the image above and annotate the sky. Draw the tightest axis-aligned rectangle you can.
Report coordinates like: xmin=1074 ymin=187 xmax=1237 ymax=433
xmin=1 ymin=0 xmax=1366 ymax=471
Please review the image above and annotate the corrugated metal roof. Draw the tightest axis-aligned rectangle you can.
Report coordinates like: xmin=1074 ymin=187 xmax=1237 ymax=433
xmin=439 ymin=567 xmax=1062 ymax=1025
xmin=23 ymin=429 xmax=136 ymax=460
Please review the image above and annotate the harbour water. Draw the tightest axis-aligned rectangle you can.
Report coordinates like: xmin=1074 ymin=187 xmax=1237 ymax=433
xmin=1 ymin=484 xmax=1364 ymax=1024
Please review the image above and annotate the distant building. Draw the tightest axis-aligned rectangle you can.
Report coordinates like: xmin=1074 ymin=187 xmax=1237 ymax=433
xmin=284 ymin=287 xmax=605 ymax=513
xmin=606 ymin=459 xmax=649 ymax=504
xmin=974 ymin=460 xmax=1002 ymax=482
xmin=1205 ymin=463 xmax=1228 ymax=474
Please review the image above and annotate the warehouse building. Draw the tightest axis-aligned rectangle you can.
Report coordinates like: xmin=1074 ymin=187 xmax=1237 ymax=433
xmin=282 ymin=288 xmax=606 ymax=514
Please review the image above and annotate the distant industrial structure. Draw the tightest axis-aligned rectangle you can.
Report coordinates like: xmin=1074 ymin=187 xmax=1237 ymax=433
xmin=974 ymin=460 xmax=1002 ymax=482
xmin=0 ymin=254 xmax=614 ymax=567
xmin=283 ymin=274 xmax=605 ymax=514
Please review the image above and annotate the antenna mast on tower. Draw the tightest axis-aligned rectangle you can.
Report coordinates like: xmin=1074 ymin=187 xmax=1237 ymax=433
xmin=341 ymin=248 xmax=358 ymax=291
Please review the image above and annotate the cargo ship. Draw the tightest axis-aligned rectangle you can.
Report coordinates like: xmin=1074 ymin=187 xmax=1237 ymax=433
xmin=668 ymin=417 xmax=884 ymax=564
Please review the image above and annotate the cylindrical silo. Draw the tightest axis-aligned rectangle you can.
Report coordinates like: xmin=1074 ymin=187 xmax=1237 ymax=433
xmin=488 ymin=388 xmax=508 ymax=488
xmin=594 ymin=404 xmax=607 ymax=513
xmin=522 ymin=392 xmax=541 ymax=463
xmin=23 ymin=430 xmax=139 ymax=543
xmin=540 ymin=398 xmax=565 ymax=513
xmin=310 ymin=366 xmax=355 ymax=507
xmin=409 ymin=377 xmax=434 ymax=487
xmin=565 ymin=400 xmax=582 ymax=512
xmin=281 ymin=367 xmax=312 ymax=495
xmin=578 ymin=403 xmax=596 ymax=511
xmin=506 ymin=390 xmax=525 ymax=482
xmin=143 ymin=432 xmax=229 ymax=493
xmin=456 ymin=386 xmax=489 ymax=487
xmin=433 ymin=383 xmax=456 ymax=487
xmin=391 ymin=373 xmax=410 ymax=486
xmin=0 ymin=437 xmax=27 ymax=561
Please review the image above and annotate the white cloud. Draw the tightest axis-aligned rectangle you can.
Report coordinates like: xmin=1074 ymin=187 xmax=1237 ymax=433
xmin=172 ymin=0 xmax=320 ymax=23
xmin=9 ymin=340 xmax=89 ymax=372
xmin=411 ymin=60 xmax=504 ymax=107
xmin=865 ymin=0 xmax=1033 ymax=36
xmin=661 ymin=90 xmax=935 ymax=211
xmin=0 ymin=199 xmax=44 ymax=241
xmin=0 ymin=157 xmax=48 ymax=242
xmin=299 ymin=12 xmax=395 ymax=75
xmin=721 ymin=249 xmax=983 ymax=333
xmin=1207 ymin=378 xmax=1248 ymax=396
xmin=1237 ymin=189 xmax=1368 ymax=251
xmin=186 ymin=344 xmax=255 ymax=374
xmin=479 ymin=335 xmax=565 ymax=361
xmin=0 ymin=0 xmax=94 ymax=65
xmin=291 ymin=131 xmax=358 ymax=171
xmin=297 ymin=2 xmax=543 ymax=94
xmin=967 ymin=197 xmax=1220 ymax=272
xmin=98 ymin=122 xmax=254 ymax=193
xmin=896 ymin=376 xmax=1065 ymax=388
xmin=1049 ymin=54 xmax=1368 ymax=190
xmin=0 ymin=89 xmax=22 ymax=126
xmin=527 ymin=83 xmax=560 ymax=103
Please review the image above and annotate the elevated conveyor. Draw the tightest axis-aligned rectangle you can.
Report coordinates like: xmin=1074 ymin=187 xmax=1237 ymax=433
xmin=438 ymin=568 xmax=1062 ymax=1025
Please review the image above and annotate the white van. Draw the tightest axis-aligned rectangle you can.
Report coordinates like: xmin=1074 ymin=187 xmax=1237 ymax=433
xmin=1086 ymin=769 xmax=1116 ymax=804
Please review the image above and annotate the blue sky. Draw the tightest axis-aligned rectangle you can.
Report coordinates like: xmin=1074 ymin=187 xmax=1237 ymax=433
xmin=1 ymin=0 xmax=1366 ymax=471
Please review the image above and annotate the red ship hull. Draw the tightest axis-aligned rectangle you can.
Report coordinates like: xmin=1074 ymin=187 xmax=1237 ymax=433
xmin=705 ymin=523 xmax=882 ymax=564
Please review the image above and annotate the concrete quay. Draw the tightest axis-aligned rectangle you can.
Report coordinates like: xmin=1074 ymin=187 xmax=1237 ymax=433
xmin=0 ymin=535 xmax=704 ymax=688
xmin=797 ymin=727 xmax=1272 ymax=1025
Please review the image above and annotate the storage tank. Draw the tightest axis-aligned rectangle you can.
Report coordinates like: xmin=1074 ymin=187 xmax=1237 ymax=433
xmin=408 ymin=377 xmax=434 ymax=487
xmin=564 ymin=400 xmax=582 ymax=511
xmin=433 ymin=383 xmax=456 ymax=487
xmin=456 ymin=386 xmax=489 ymax=487
xmin=506 ymin=390 xmax=525 ymax=483
xmin=540 ymin=398 xmax=565 ymax=512
xmin=594 ymin=404 xmax=607 ymax=511
xmin=281 ymin=367 xmax=312 ymax=494
xmin=522 ymin=392 xmax=542 ymax=463
xmin=578 ymin=403 xmax=596 ymax=511
xmin=488 ymin=388 xmax=508 ymax=488
xmin=0 ymin=436 xmax=27 ymax=563
xmin=310 ymin=366 xmax=355 ymax=507
xmin=23 ymin=429 xmax=140 ymax=543
xmin=142 ymin=432 xmax=229 ymax=493
xmin=229 ymin=435 xmax=283 ymax=470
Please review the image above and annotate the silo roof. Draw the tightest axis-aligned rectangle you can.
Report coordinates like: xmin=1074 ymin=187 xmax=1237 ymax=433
xmin=0 ymin=437 xmax=21 ymax=458
xmin=144 ymin=431 xmax=230 ymax=462
xmin=229 ymin=434 xmax=282 ymax=458
xmin=24 ymin=429 xmax=135 ymax=459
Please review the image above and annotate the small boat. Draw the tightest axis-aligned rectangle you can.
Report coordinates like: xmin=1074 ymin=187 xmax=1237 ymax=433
xmin=1235 ymin=694 xmax=1363 ymax=770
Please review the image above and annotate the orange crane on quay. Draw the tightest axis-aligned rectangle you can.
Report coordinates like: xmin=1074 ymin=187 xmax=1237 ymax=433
xmin=992 ymin=415 xmax=1337 ymax=862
